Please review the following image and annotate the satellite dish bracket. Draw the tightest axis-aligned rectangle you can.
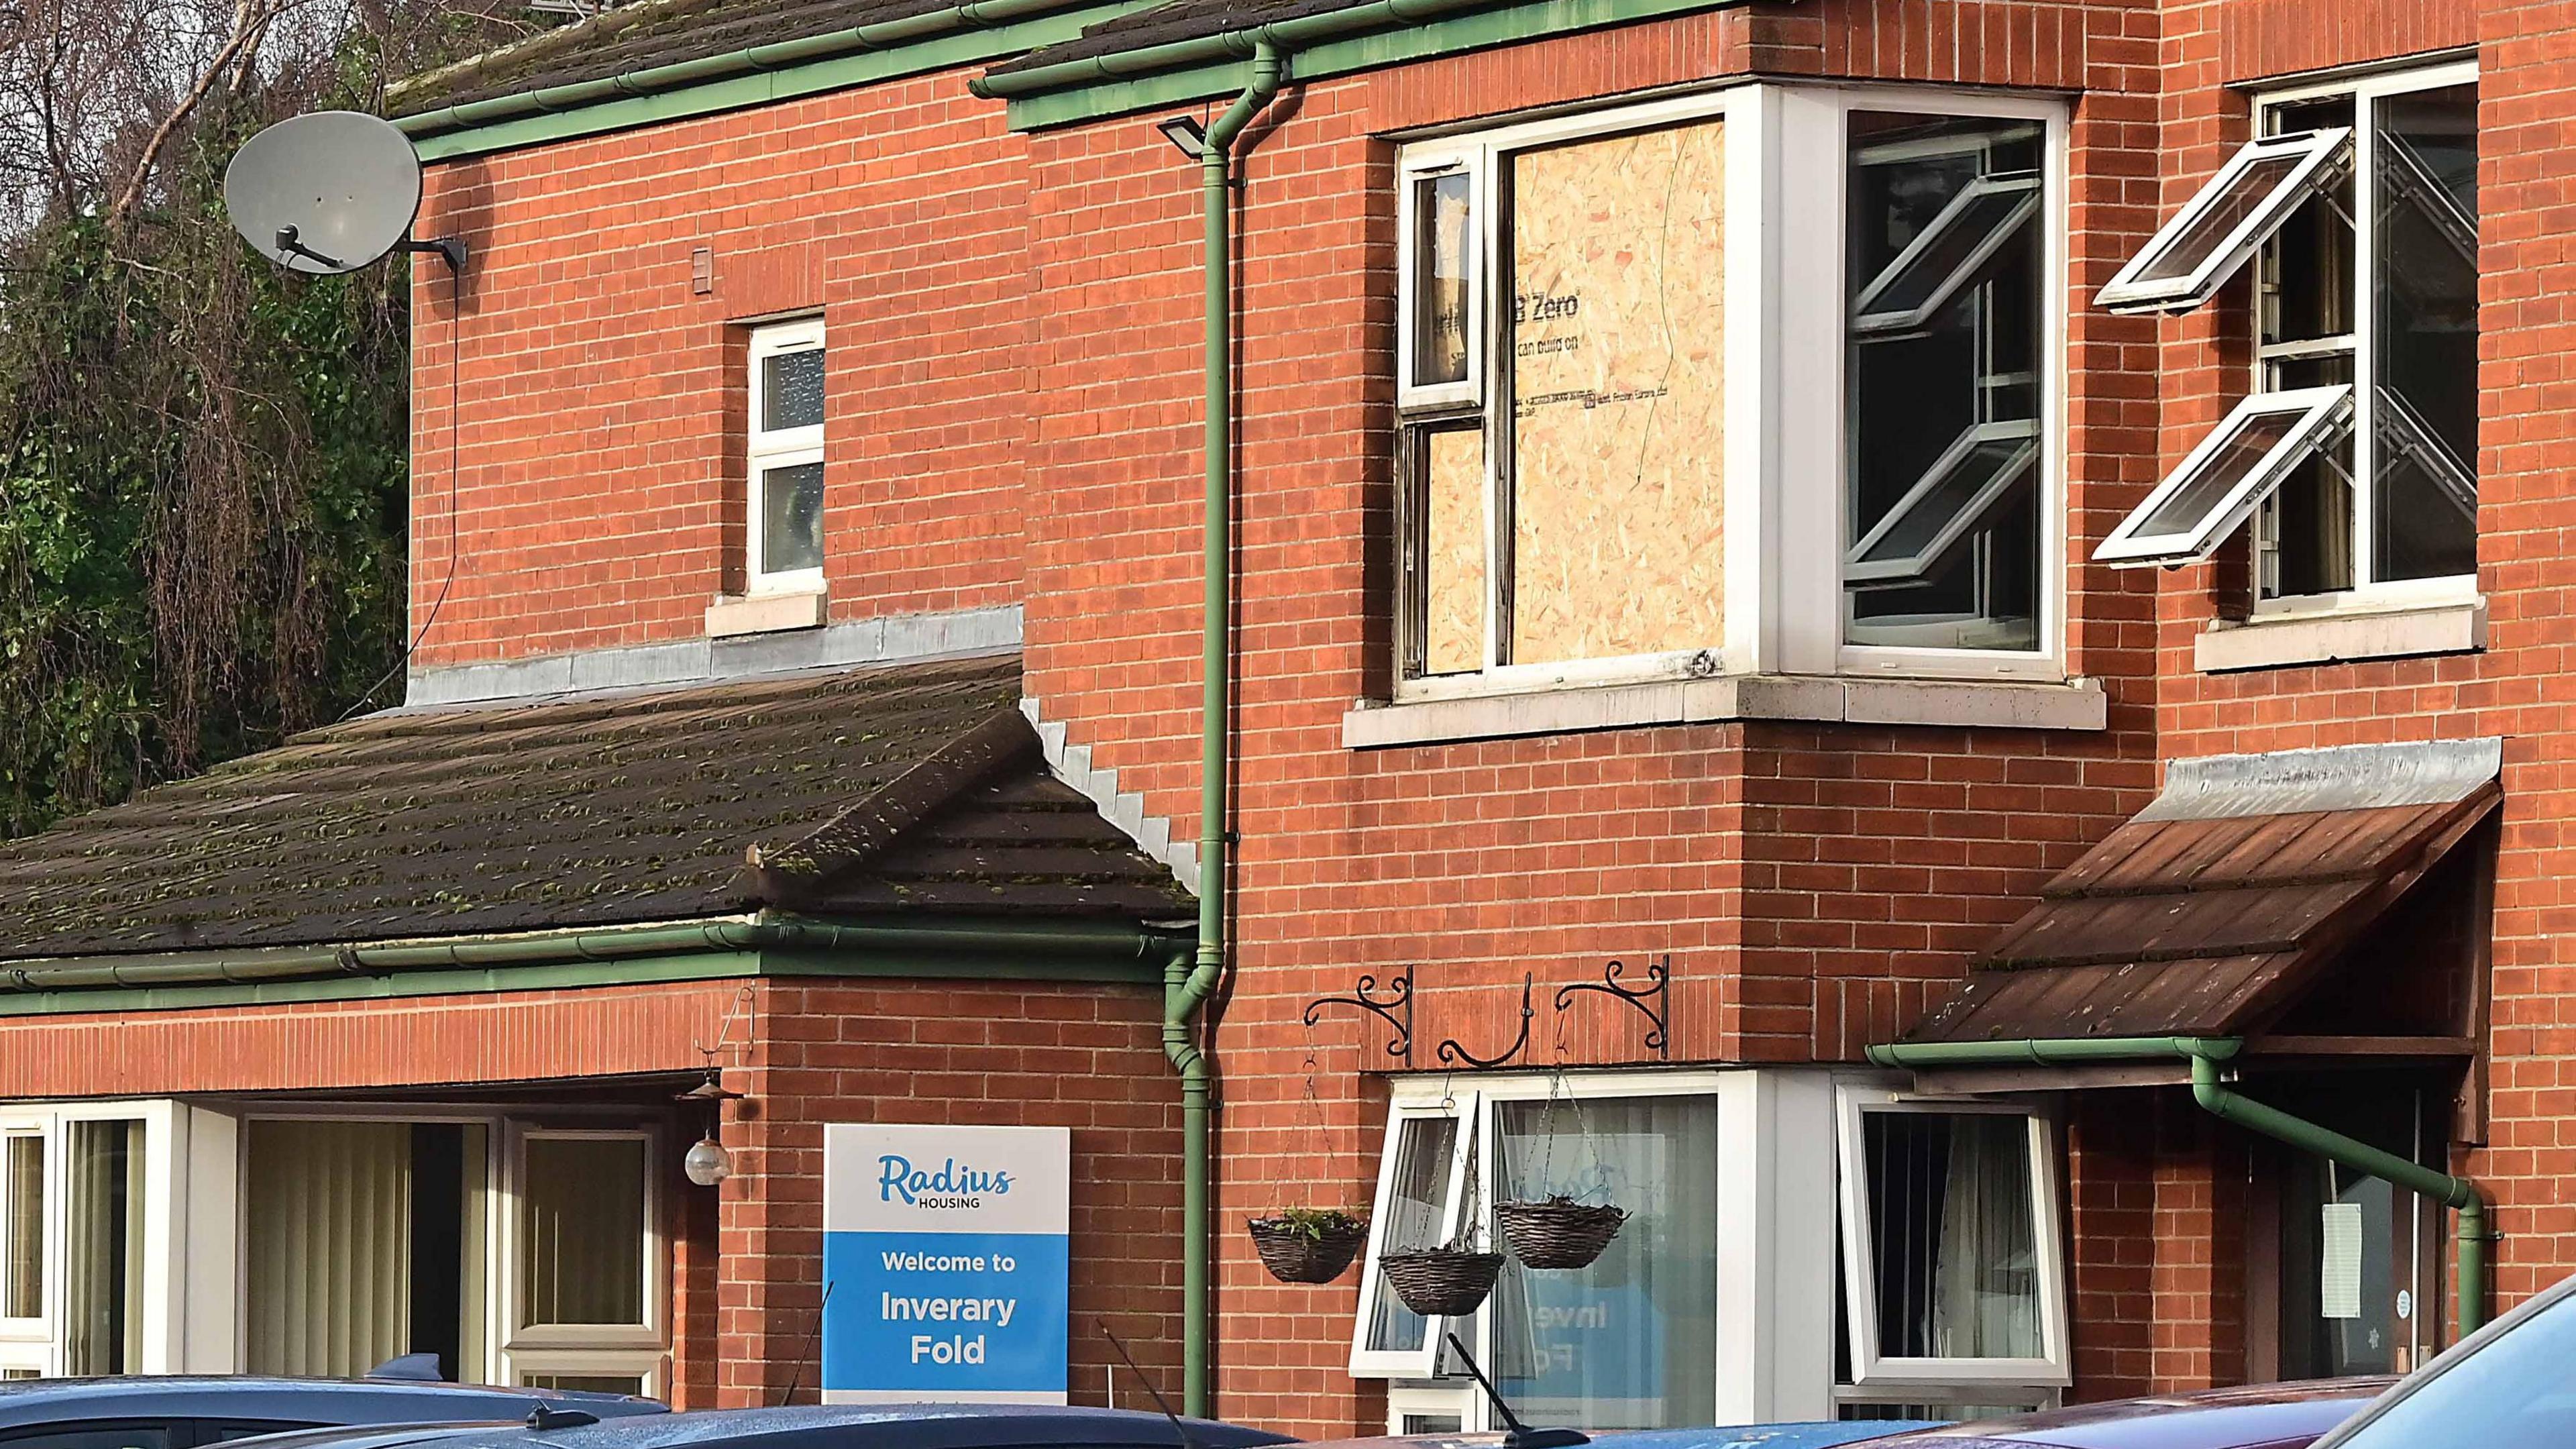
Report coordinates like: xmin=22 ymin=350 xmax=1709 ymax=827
xmin=402 ymin=236 xmax=467 ymax=271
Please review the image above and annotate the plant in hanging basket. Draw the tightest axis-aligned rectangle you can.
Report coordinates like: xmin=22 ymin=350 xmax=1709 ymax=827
xmin=1378 ymin=1246 xmax=1507 ymax=1316
xmin=1248 ymin=1208 xmax=1370 ymax=1284
xmin=1495 ymin=1194 xmax=1628 ymax=1270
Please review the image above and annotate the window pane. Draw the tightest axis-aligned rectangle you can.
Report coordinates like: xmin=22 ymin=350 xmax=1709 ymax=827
xmin=1364 ymin=1115 xmax=1458 ymax=1354
xmin=1412 ymin=172 xmax=1472 ymax=388
xmin=1845 ymin=113 xmax=2042 ymax=650
xmin=2139 ymin=410 xmax=2306 ymax=539
xmin=1863 ymin=1112 xmax=2041 ymax=1361
xmin=6 ymin=1135 xmax=41 ymax=1320
xmin=1493 ymin=1096 xmax=1719 ymax=1430
xmin=1852 ymin=174 xmax=2040 ymax=334
xmin=64 ymin=1120 xmax=142 ymax=1377
xmin=2263 ymin=99 xmax=2357 ymax=345
xmin=760 ymin=462 xmax=825 ymax=576
xmin=1847 ymin=425 xmax=2040 ymax=586
xmin=244 ymin=1120 xmax=415 ymax=1379
xmin=2373 ymin=83 xmax=2479 ymax=583
xmin=761 ymin=346 xmax=824 ymax=433
xmin=2259 ymin=356 xmax=2357 ymax=597
xmin=1507 ymin=119 xmax=1727 ymax=665
xmin=520 ymin=1137 xmax=646 ymax=1328
xmin=2140 ymin=150 xmax=2314 ymax=284
xmin=1416 ymin=424 xmax=1486 ymax=676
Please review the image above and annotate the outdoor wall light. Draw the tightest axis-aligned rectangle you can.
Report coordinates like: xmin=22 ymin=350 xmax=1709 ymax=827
xmin=678 ymin=1067 xmax=743 ymax=1188
xmin=1157 ymin=116 xmax=1209 ymax=159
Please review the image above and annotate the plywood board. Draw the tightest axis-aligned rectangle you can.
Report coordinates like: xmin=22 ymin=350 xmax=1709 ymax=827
xmin=1507 ymin=118 xmax=1727 ymax=665
xmin=1424 ymin=424 xmax=1487 ymax=675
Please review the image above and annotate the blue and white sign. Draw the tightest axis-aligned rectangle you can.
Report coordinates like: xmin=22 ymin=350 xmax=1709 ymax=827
xmin=820 ymin=1122 xmax=1071 ymax=1404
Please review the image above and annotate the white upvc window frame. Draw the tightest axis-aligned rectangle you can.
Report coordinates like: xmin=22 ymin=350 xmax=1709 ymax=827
xmin=1833 ymin=1086 xmax=2070 ymax=1391
xmin=1771 ymin=85 xmax=2072 ymax=682
xmin=2094 ymin=384 xmax=2355 ymax=566
xmin=2096 ymin=127 xmax=2354 ymax=314
xmin=498 ymin=1122 xmax=668 ymax=1377
xmin=1350 ymin=1093 xmax=1481 ymax=1379
xmin=1388 ymin=83 xmax=2072 ymax=698
xmin=2245 ymin=58 xmax=2481 ymax=617
xmin=0 ymin=1118 xmax=47 ymax=1374
xmin=745 ymin=316 xmax=826 ymax=596
xmin=1390 ymin=86 xmax=1766 ymax=701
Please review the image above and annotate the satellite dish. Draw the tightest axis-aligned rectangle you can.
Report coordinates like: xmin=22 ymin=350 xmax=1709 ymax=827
xmin=224 ymin=110 xmax=429 ymax=275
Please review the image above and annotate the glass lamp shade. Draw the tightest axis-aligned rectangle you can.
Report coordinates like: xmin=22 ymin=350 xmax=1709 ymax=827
xmin=683 ymin=1133 xmax=731 ymax=1187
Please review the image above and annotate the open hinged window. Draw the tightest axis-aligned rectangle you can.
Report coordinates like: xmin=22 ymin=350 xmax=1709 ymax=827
xmin=2098 ymin=128 xmax=2353 ymax=314
xmin=1835 ymin=1088 xmax=2069 ymax=1391
xmin=1847 ymin=419 xmax=2042 ymax=588
xmin=1350 ymin=1095 xmax=1476 ymax=1378
xmin=2094 ymin=385 xmax=2353 ymax=567
xmin=1852 ymin=172 xmax=2042 ymax=335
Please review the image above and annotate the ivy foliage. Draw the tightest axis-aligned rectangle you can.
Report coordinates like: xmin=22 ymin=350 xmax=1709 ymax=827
xmin=0 ymin=106 xmax=411 ymax=837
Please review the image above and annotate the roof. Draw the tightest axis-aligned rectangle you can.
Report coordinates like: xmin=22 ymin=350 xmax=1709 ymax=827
xmin=0 ymin=653 xmax=1190 ymax=962
xmin=0 ymin=1377 xmax=663 ymax=1430
xmin=1851 ymin=1379 xmax=2390 ymax=1449
xmin=1900 ymin=739 xmax=2502 ymax=1046
xmin=257 ymin=1405 xmax=1292 ymax=1449
xmin=386 ymin=0 xmax=971 ymax=119
xmin=983 ymin=0 xmax=1348 ymax=73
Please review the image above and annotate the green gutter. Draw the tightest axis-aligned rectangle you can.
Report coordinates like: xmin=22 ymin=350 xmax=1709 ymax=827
xmin=967 ymin=0 xmax=1750 ymax=129
xmin=1159 ymin=42 xmax=1286 ymax=1420
xmin=1866 ymin=1035 xmax=2495 ymax=1333
xmin=391 ymin=0 xmax=1142 ymax=159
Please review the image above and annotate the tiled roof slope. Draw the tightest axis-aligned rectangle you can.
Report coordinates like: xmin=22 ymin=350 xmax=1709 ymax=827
xmin=0 ymin=653 xmax=1189 ymax=961
xmin=387 ymin=0 xmax=969 ymax=117
xmin=985 ymin=0 xmax=1344 ymax=72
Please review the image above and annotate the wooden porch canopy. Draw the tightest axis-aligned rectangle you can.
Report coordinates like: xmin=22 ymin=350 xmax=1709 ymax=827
xmin=1892 ymin=738 xmax=2502 ymax=1093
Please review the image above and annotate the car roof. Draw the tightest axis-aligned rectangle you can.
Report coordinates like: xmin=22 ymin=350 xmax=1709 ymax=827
xmin=0 ymin=1379 xmax=665 ymax=1430
xmin=1845 ymin=1381 xmax=2395 ymax=1449
xmin=248 ymin=1405 xmax=1293 ymax=1449
xmin=1294 ymin=1422 xmax=1941 ymax=1449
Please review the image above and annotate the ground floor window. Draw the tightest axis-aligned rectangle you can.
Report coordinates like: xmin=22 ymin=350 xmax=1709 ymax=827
xmin=0 ymin=1101 xmax=669 ymax=1391
xmin=1350 ymin=1072 xmax=2068 ymax=1430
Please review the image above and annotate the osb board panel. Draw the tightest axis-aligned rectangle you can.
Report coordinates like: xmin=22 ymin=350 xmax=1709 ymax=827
xmin=1424 ymin=423 xmax=1487 ymax=675
xmin=1507 ymin=117 xmax=1727 ymax=666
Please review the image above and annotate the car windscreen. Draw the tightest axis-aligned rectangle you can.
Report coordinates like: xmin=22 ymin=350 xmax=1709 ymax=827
xmin=2325 ymin=1287 xmax=2576 ymax=1448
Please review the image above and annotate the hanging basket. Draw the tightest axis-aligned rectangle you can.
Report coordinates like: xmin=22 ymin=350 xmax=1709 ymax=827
xmin=1496 ymin=1196 xmax=1627 ymax=1270
xmin=1248 ymin=1215 xmax=1369 ymax=1284
xmin=1379 ymin=1246 xmax=1507 ymax=1316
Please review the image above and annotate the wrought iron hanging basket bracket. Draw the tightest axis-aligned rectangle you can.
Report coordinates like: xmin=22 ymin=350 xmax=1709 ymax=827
xmin=1552 ymin=955 xmax=1670 ymax=1060
xmin=1437 ymin=973 xmax=1536 ymax=1069
xmin=1302 ymin=966 xmax=1414 ymax=1064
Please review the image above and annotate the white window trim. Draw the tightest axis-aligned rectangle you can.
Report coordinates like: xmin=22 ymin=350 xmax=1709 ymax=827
xmin=2094 ymin=384 xmax=2355 ymax=566
xmin=1391 ymin=87 xmax=1764 ymax=700
xmin=2249 ymin=59 xmax=2480 ymax=614
xmin=746 ymin=317 xmax=826 ymax=596
xmin=1833 ymin=1086 xmax=2070 ymax=1390
xmin=1772 ymin=85 xmax=2072 ymax=682
xmin=2096 ymin=127 xmax=2353 ymax=315
xmin=1350 ymin=1092 xmax=1480 ymax=1379
xmin=499 ymin=1124 xmax=668 ymax=1358
xmin=0 ymin=1120 xmax=46 ymax=1349
xmin=507 ymin=1346 xmax=671 ymax=1401
xmin=1389 ymin=83 xmax=2070 ymax=703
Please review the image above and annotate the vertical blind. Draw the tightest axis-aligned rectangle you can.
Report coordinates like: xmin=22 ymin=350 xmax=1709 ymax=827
xmin=5 ymin=1134 xmax=42 ymax=1320
xmin=62 ymin=1120 xmax=143 ymax=1376
xmin=519 ymin=1137 xmax=646 ymax=1328
xmin=246 ymin=1120 xmax=415 ymax=1377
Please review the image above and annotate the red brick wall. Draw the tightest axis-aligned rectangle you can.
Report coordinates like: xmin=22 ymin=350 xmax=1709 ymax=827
xmin=0 ymin=974 xmax=1181 ymax=1411
xmin=409 ymin=74 xmax=1036 ymax=669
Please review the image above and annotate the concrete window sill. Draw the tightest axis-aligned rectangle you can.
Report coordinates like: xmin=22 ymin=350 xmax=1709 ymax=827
xmin=705 ymin=588 xmax=828 ymax=639
xmin=2195 ymin=598 xmax=2485 ymax=674
xmin=1341 ymin=674 xmax=2107 ymax=749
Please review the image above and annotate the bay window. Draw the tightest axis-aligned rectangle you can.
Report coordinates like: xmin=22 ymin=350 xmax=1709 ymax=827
xmin=2095 ymin=62 xmax=2479 ymax=606
xmin=1348 ymin=1071 xmax=2066 ymax=1428
xmin=1389 ymin=86 xmax=2067 ymax=700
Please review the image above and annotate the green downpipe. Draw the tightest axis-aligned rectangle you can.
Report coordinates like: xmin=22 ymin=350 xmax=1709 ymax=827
xmin=1866 ymin=1034 xmax=2493 ymax=1334
xmin=1163 ymin=41 xmax=1286 ymax=1420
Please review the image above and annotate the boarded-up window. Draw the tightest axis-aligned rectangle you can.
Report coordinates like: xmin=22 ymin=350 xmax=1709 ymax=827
xmin=1396 ymin=115 xmax=1727 ymax=680
xmin=1507 ymin=121 xmax=1727 ymax=665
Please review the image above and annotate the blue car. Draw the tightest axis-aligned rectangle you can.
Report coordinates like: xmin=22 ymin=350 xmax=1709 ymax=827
xmin=1591 ymin=1427 xmax=1945 ymax=1449
xmin=219 ymin=1405 xmax=1291 ymax=1449
xmin=0 ymin=1374 xmax=663 ymax=1449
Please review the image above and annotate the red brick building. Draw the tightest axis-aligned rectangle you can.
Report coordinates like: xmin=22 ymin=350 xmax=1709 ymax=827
xmin=0 ymin=0 xmax=2553 ymax=1434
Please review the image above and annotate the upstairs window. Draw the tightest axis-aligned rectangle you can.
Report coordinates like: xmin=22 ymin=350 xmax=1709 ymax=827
xmin=1394 ymin=102 xmax=1731 ymax=692
xmin=747 ymin=319 xmax=826 ymax=594
xmin=2096 ymin=64 xmax=2478 ymax=598
xmin=1842 ymin=111 xmax=2048 ymax=653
